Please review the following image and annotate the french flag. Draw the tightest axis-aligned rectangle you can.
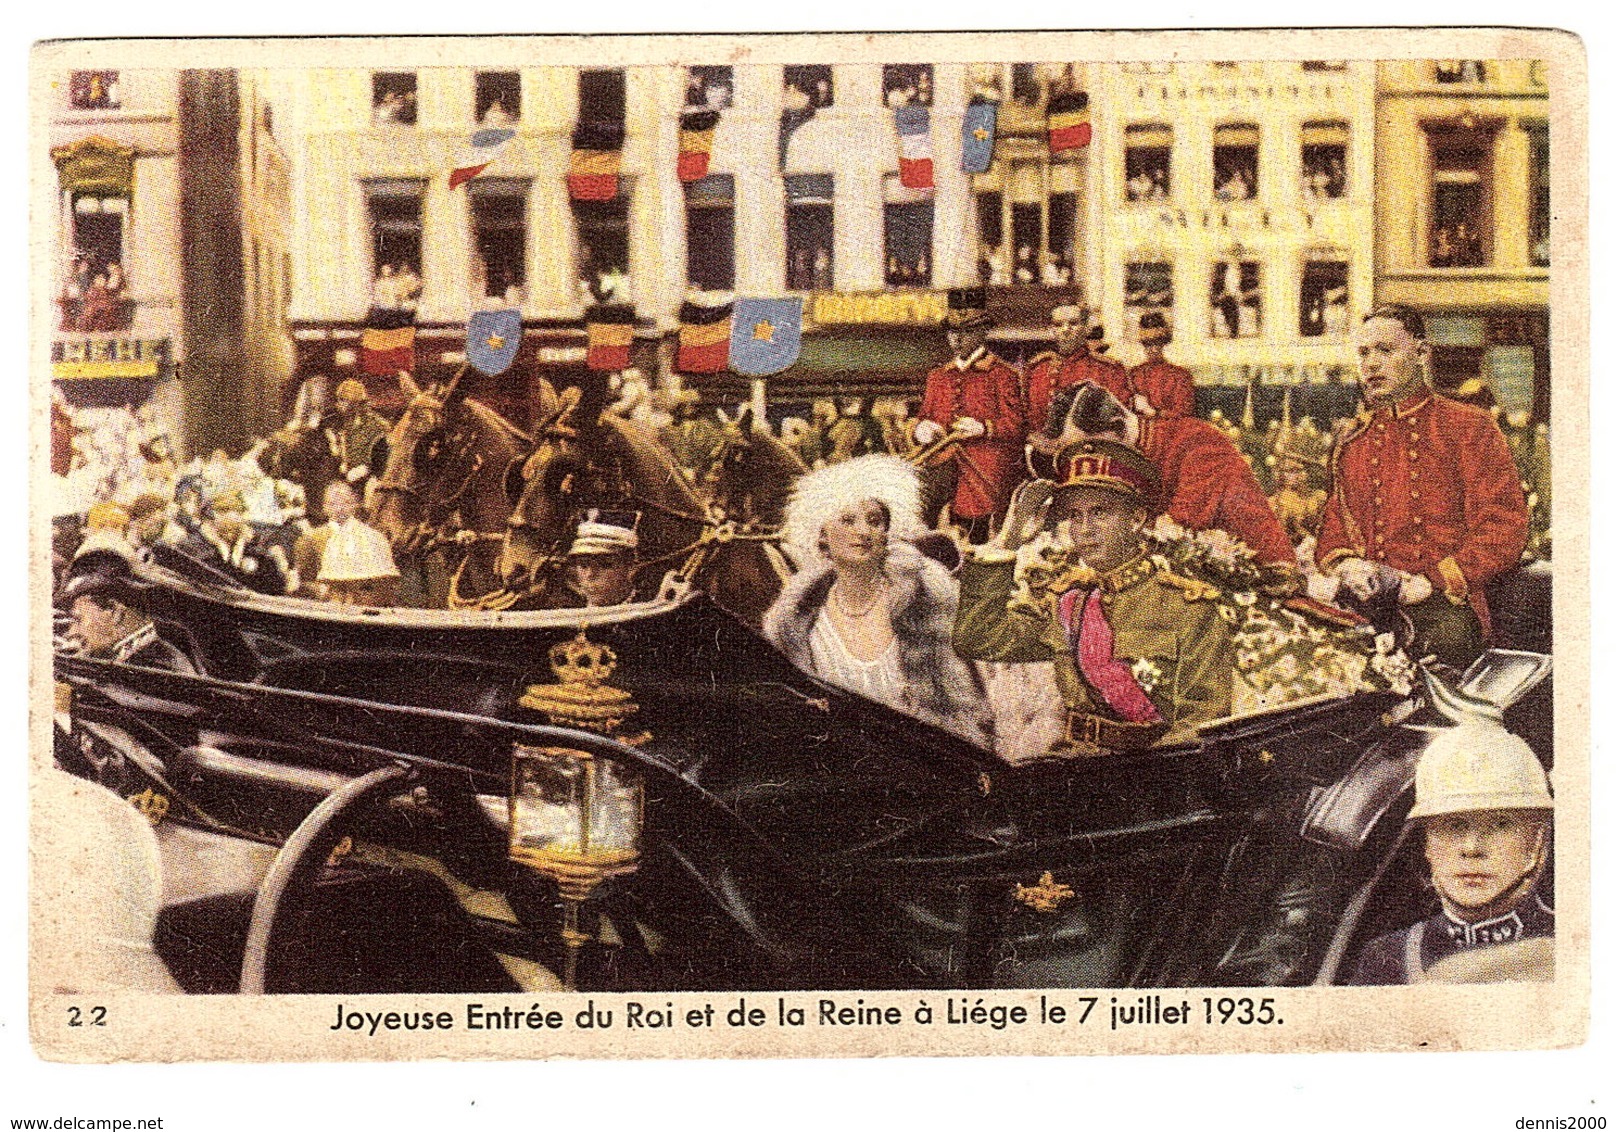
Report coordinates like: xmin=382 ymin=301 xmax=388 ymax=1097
xmin=895 ymin=105 xmax=934 ymax=190
xmin=449 ymin=127 xmax=516 ymax=190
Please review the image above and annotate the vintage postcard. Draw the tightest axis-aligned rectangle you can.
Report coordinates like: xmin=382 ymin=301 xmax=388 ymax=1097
xmin=29 ymin=26 xmax=1588 ymax=1066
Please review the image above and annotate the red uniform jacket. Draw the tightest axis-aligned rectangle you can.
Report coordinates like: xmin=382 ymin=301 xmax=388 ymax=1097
xmin=1127 ymin=358 xmax=1196 ymax=418
xmin=1136 ymin=416 xmax=1297 ymax=572
xmin=918 ymin=352 xmax=1026 ymax=520
xmin=1025 ymin=350 xmax=1130 ymax=436
xmin=1316 ymin=391 xmax=1528 ymax=632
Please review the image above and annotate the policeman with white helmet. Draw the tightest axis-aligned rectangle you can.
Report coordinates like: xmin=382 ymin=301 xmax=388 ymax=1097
xmin=1347 ymin=723 xmax=1554 ymax=983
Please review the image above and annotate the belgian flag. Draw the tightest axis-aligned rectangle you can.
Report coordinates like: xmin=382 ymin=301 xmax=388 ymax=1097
xmin=569 ymin=120 xmax=625 ymax=201
xmin=676 ymin=299 xmax=733 ymax=374
xmin=678 ymin=109 xmax=721 ymax=183
xmin=586 ymin=305 xmax=637 ymax=372
xmin=1047 ymin=91 xmax=1092 ymax=152
xmin=360 ymin=307 xmax=416 ymax=376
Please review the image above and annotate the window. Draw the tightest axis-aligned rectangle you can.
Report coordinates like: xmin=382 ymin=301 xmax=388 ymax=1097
xmin=684 ymin=174 xmax=735 ymax=292
xmin=1213 ymin=124 xmax=1259 ymax=202
xmin=469 ymin=179 xmax=528 ymax=303
xmin=784 ymin=65 xmax=834 ymax=109
xmin=785 ymin=174 xmax=834 ymax=291
xmin=1120 ymin=62 xmax=1175 ymax=75
xmin=1210 ymin=259 xmax=1261 ymax=339
xmin=1425 ymin=121 xmax=1496 ymax=267
xmin=372 ymin=72 xmax=418 ymax=126
xmin=70 ymin=71 xmax=119 ymax=110
xmin=475 ymin=71 xmax=521 ymax=125
xmin=1299 ymin=259 xmax=1349 ymax=338
xmin=974 ymin=158 xmax=1077 ymax=286
xmin=686 ymin=66 xmax=733 ymax=110
xmin=883 ymin=174 xmax=933 ymax=287
xmin=63 ymin=194 xmax=131 ymax=331
xmin=70 ymin=194 xmax=126 ymax=275
xmin=1125 ymin=124 xmax=1172 ymax=202
xmin=1435 ymin=61 xmax=1489 ymax=84
xmin=975 ymin=190 xmax=1004 ymax=283
xmin=1300 ymin=121 xmax=1349 ymax=201
xmin=365 ymin=179 xmax=425 ymax=287
xmin=1527 ymin=124 xmax=1549 ymax=268
xmin=579 ymin=69 xmax=627 ymax=124
xmin=1124 ymin=262 xmax=1174 ymax=324
xmin=1047 ymin=193 xmax=1077 ymax=284
xmin=883 ymin=64 xmax=933 ymax=107
xmin=1010 ymin=197 xmax=1044 ymax=285
xmin=1302 ymin=61 xmax=1347 ymax=72
xmin=574 ymin=193 xmax=631 ymax=303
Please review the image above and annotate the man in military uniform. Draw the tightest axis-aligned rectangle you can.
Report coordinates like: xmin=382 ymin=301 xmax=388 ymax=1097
xmin=57 ymin=567 xmax=192 ymax=672
xmin=1316 ymin=305 xmax=1529 ymax=666
xmin=1024 ymin=304 xmax=1129 ymax=437
xmin=912 ymin=289 xmax=1026 ymax=543
xmin=1126 ymin=312 xmax=1196 ymax=419
xmin=323 ymin=378 xmax=392 ymax=493
xmin=1346 ymin=724 xmax=1553 ymax=984
xmin=954 ymin=438 xmax=1235 ymax=755
xmin=1041 ymin=382 xmax=1301 ymax=596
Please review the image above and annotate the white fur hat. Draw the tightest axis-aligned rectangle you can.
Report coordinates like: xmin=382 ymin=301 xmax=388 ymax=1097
xmin=782 ymin=454 xmax=924 ymax=563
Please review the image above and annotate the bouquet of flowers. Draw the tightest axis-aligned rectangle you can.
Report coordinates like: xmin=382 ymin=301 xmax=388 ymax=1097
xmin=1146 ymin=518 xmax=1416 ymax=713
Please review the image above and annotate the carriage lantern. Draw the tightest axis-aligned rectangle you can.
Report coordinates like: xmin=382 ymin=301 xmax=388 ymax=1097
xmin=509 ymin=630 xmax=648 ymax=989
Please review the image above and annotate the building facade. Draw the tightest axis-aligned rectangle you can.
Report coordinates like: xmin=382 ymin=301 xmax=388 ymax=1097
xmin=1374 ymin=59 xmax=1550 ymax=422
xmin=1089 ymin=60 xmax=1377 ymax=422
xmin=283 ymin=61 xmax=1112 ymax=422
xmin=48 ymin=67 xmax=292 ymax=457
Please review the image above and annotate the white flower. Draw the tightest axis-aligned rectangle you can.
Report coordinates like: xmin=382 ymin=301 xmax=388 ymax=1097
xmin=1130 ymin=657 xmax=1162 ymax=694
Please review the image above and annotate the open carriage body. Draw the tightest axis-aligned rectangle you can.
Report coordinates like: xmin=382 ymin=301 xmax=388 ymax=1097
xmin=52 ymin=552 xmax=1553 ymax=995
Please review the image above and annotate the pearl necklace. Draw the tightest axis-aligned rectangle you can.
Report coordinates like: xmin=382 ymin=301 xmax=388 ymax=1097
xmin=832 ymin=579 xmax=888 ymax=619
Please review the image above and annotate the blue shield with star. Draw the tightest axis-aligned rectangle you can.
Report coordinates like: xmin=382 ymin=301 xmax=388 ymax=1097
xmin=961 ymin=100 xmax=998 ymax=174
xmin=467 ymin=309 xmax=523 ymax=376
xmin=728 ymin=298 xmax=802 ymax=377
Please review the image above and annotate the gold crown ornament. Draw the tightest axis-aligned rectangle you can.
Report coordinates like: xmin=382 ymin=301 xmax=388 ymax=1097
xmin=520 ymin=630 xmax=651 ymax=744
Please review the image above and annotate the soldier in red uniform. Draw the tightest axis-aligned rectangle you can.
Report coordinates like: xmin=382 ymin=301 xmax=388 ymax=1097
xmin=1039 ymin=382 xmax=1300 ymax=595
xmin=1024 ymin=305 xmax=1129 ymax=436
xmin=913 ymin=289 xmax=1026 ymax=543
xmin=1316 ymin=304 xmax=1528 ymax=666
xmin=1126 ymin=312 xmax=1196 ymax=418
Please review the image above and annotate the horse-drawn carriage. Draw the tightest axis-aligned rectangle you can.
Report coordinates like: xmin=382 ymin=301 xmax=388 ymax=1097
xmin=51 ymin=542 xmax=1553 ymax=995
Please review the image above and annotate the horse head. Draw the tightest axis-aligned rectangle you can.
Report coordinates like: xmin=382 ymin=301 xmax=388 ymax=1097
xmin=500 ymin=387 xmax=712 ymax=597
xmin=373 ymin=371 xmax=531 ymax=558
xmin=707 ymin=406 xmax=804 ymax=530
xmin=497 ymin=386 xmax=587 ymax=588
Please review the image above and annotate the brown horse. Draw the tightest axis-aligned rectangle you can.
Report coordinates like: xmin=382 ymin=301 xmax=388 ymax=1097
xmin=371 ymin=371 xmax=535 ymax=608
xmin=494 ymin=393 xmax=791 ymax=627
xmin=707 ymin=406 xmax=806 ymax=531
xmin=494 ymin=388 xmax=709 ymax=609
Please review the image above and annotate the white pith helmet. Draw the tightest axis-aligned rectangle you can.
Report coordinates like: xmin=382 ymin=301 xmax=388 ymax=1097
xmin=1408 ymin=724 xmax=1553 ymax=821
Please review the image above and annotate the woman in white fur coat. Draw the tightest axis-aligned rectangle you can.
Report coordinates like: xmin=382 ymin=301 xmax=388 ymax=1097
xmin=762 ymin=455 xmax=991 ymax=748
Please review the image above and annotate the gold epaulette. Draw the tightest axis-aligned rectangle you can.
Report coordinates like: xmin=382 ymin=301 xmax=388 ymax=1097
xmin=1155 ymin=567 xmax=1221 ymax=602
xmin=1028 ymin=351 xmax=1060 ymax=368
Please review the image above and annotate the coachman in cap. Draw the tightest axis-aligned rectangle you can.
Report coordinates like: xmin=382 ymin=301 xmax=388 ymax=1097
xmin=912 ymin=288 xmax=1026 ymax=542
xmin=565 ymin=508 xmax=642 ymax=608
xmin=953 ymin=438 xmax=1236 ymax=757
